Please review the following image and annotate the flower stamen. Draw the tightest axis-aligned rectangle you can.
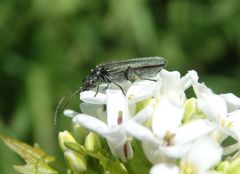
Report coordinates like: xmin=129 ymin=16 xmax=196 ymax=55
xmin=118 ymin=111 xmax=123 ymax=125
xmin=221 ymin=118 xmax=233 ymax=128
xmin=163 ymin=131 xmax=175 ymax=146
xmin=180 ymin=162 xmax=197 ymax=174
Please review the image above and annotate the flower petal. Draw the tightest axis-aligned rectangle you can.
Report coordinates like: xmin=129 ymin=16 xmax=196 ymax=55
xmin=127 ymin=80 xmax=160 ymax=104
xmin=80 ymin=91 xmax=106 ymax=104
xmin=124 ymin=120 xmax=158 ymax=144
xmin=150 ymin=163 xmax=179 ymax=174
xmin=160 ymin=143 xmax=192 ymax=159
xmin=187 ymin=70 xmax=199 ymax=83
xmin=102 ymin=125 xmax=132 ymax=161
xmin=226 ymin=110 xmax=240 ymax=140
xmin=159 ymin=70 xmax=181 ymax=92
xmin=184 ymin=136 xmax=222 ymax=173
xmin=197 ymin=93 xmax=227 ymax=121
xmin=142 ymin=142 xmax=163 ymax=164
xmin=73 ymin=114 xmax=109 ymax=135
xmin=221 ymin=93 xmax=240 ymax=112
xmin=152 ymin=98 xmax=184 ymax=139
xmin=177 ymin=72 xmax=192 ymax=92
xmin=189 ymin=74 xmax=213 ymax=98
xmin=80 ymin=103 xmax=105 ymax=120
xmin=107 ymin=140 xmax=133 ymax=162
xmin=133 ymin=105 xmax=154 ymax=123
xmin=64 ymin=109 xmax=79 ymax=117
xmin=106 ymin=89 xmax=127 ymax=126
xmin=174 ymin=119 xmax=215 ymax=144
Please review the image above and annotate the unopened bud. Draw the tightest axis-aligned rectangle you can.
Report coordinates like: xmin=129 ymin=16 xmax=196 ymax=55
xmin=229 ymin=157 xmax=240 ymax=174
xmin=183 ymin=98 xmax=197 ymax=123
xmin=64 ymin=150 xmax=87 ymax=173
xmin=73 ymin=124 xmax=88 ymax=143
xmin=85 ymin=132 xmax=102 ymax=152
xmin=58 ymin=131 xmax=77 ymax=151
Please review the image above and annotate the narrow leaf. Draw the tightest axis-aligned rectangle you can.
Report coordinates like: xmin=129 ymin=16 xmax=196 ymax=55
xmin=0 ymin=134 xmax=58 ymax=174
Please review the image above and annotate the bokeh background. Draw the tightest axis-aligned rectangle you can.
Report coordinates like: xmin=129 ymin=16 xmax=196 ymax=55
xmin=0 ymin=0 xmax=239 ymax=173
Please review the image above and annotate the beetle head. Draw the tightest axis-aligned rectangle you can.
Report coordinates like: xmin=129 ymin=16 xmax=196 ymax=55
xmin=81 ymin=69 xmax=99 ymax=92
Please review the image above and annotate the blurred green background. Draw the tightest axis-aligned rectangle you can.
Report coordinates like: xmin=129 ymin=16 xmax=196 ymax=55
xmin=0 ymin=0 xmax=239 ymax=173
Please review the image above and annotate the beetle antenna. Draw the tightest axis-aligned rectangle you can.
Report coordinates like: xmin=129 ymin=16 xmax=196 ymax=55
xmin=54 ymin=88 xmax=81 ymax=133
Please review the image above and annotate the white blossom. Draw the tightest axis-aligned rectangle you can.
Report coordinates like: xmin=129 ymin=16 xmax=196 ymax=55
xmin=150 ymin=136 xmax=222 ymax=174
xmin=64 ymin=69 xmax=239 ymax=173
xmin=67 ymin=89 xmax=133 ymax=161
xmin=188 ymin=70 xmax=240 ymax=142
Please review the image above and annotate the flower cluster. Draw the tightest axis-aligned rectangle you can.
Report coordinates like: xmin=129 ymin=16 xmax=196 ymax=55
xmin=64 ymin=69 xmax=240 ymax=174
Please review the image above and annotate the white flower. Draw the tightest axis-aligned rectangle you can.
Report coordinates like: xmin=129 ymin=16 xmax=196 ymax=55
xmin=124 ymin=70 xmax=215 ymax=163
xmin=157 ymin=69 xmax=192 ymax=105
xmin=66 ymin=86 xmax=154 ymax=162
xmin=63 ymin=68 xmax=239 ymax=174
xmin=188 ymin=70 xmax=240 ymax=142
xmin=181 ymin=136 xmax=222 ymax=174
xmin=125 ymin=98 xmax=214 ymax=163
xmin=127 ymin=69 xmax=193 ymax=106
xmin=150 ymin=136 xmax=222 ymax=174
xmin=67 ymin=89 xmax=132 ymax=161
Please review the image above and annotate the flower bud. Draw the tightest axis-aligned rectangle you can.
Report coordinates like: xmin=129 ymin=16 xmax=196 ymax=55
xmin=58 ymin=131 xmax=77 ymax=151
xmin=64 ymin=150 xmax=87 ymax=173
xmin=229 ymin=157 xmax=240 ymax=174
xmin=183 ymin=98 xmax=197 ymax=123
xmin=85 ymin=132 xmax=102 ymax=152
xmin=217 ymin=161 xmax=230 ymax=173
xmin=73 ymin=124 xmax=88 ymax=143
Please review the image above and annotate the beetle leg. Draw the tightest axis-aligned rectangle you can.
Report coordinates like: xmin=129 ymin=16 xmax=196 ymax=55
xmin=103 ymin=83 xmax=110 ymax=90
xmin=111 ymin=82 xmax=126 ymax=96
xmin=94 ymin=83 xmax=100 ymax=97
xmin=104 ymin=75 xmax=126 ymax=95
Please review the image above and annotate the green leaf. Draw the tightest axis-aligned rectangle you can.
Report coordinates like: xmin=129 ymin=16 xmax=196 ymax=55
xmin=0 ymin=134 xmax=58 ymax=174
xmin=13 ymin=163 xmax=58 ymax=174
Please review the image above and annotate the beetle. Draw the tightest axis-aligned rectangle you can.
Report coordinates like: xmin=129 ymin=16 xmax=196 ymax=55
xmin=55 ymin=57 xmax=167 ymax=132
xmin=81 ymin=57 xmax=167 ymax=95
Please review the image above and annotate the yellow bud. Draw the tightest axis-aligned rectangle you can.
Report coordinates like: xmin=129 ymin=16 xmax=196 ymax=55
xmin=229 ymin=157 xmax=240 ymax=174
xmin=73 ymin=124 xmax=88 ymax=143
xmin=85 ymin=132 xmax=102 ymax=152
xmin=217 ymin=161 xmax=230 ymax=173
xmin=64 ymin=150 xmax=87 ymax=173
xmin=58 ymin=131 xmax=77 ymax=151
xmin=183 ymin=98 xmax=197 ymax=123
